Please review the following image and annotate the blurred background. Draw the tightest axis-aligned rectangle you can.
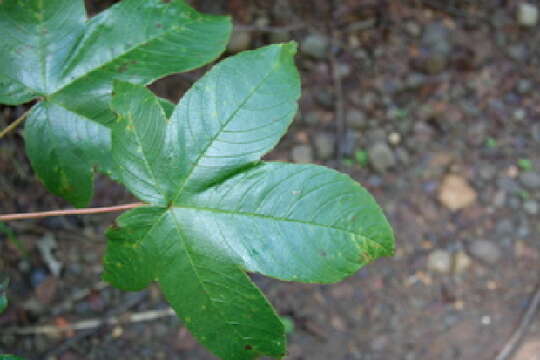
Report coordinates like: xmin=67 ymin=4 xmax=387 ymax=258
xmin=1 ymin=0 xmax=539 ymax=359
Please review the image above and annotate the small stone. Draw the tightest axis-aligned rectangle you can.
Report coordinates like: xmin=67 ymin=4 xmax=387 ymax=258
xmin=227 ymin=31 xmax=251 ymax=53
xmin=513 ymin=108 xmax=526 ymax=121
xmin=301 ymin=33 xmax=329 ymax=59
xmin=342 ymin=131 xmax=359 ymax=157
xmin=517 ymin=3 xmax=538 ymax=27
xmin=519 ymin=172 xmax=540 ymax=188
xmin=422 ymin=22 xmax=452 ymax=55
xmin=304 ymin=111 xmax=321 ymax=126
xmin=508 ymin=43 xmax=529 ymax=61
xmin=335 ymin=63 xmax=351 ymax=79
xmin=405 ymin=22 xmax=421 ymax=37
xmin=469 ymin=240 xmax=501 ymax=264
xmin=438 ymin=175 xmax=477 ymax=210
xmin=368 ymin=142 xmax=396 ymax=173
xmin=478 ymin=164 xmax=496 ymax=181
xmin=291 ymin=145 xmax=313 ymax=164
xmin=427 ymin=249 xmax=452 ymax=274
xmin=523 ymin=200 xmax=538 ymax=215
xmin=346 ymin=110 xmax=367 ymax=129
xmin=313 ymin=133 xmax=335 ymax=160
xmin=517 ymin=79 xmax=533 ymax=94
xmin=315 ymin=88 xmax=334 ymax=108
xmin=532 ymin=123 xmax=540 ymax=142
xmin=454 ymin=252 xmax=472 ymax=273
xmin=388 ymin=132 xmax=401 ymax=145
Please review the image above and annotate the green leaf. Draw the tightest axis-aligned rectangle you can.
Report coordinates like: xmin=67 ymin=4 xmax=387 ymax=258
xmin=0 ymin=356 xmax=26 ymax=360
xmin=0 ymin=0 xmax=232 ymax=207
xmin=0 ymin=276 xmax=8 ymax=314
xmin=106 ymin=207 xmax=285 ymax=359
xmin=105 ymin=44 xmax=395 ymax=359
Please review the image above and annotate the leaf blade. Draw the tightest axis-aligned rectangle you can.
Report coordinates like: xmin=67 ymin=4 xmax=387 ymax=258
xmin=50 ymin=0 xmax=232 ymax=126
xmin=174 ymin=162 xmax=395 ymax=283
xmin=111 ymin=44 xmax=301 ymax=205
xmin=24 ymin=102 xmax=112 ymax=207
xmin=104 ymin=207 xmax=285 ymax=360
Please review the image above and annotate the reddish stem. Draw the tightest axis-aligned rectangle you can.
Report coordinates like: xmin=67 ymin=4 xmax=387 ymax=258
xmin=0 ymin=203 xmax=145 ymax=222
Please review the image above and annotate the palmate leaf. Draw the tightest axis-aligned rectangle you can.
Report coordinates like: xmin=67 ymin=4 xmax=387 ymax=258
xmin=104 ymin=43 xmax=395 ymax=360
xmin=0 ymin=0 xmax=232 ymax=207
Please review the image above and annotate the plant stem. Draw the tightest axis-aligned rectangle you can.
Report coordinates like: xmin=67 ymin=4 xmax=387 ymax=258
xmin=0 ymin=203 xmax=145 ymax=222
xmin=0 ymin=109 xmax=30 ymax=139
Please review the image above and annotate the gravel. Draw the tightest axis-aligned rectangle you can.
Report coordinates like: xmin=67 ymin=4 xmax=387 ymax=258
xmin=519 ymin=172 xmax=540 ymax=188
xmin=368 ymin=142 xmax=396 ymax=173
xmin=313 ymin=133 xmax=335 ymax=160
xmin=469 ymin=240 xmax=501 ymax=264
xmin=291 ymin=144 xmax=314 ymax=163
xmin=427 ymin=250 xmax=452 ymax=274
xmin=301 ymin=33 xmax=329 ymax=59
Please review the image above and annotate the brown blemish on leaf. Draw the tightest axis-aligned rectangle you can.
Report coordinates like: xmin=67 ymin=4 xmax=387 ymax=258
xmin=244 ymin=345 xmax=253 ymax=350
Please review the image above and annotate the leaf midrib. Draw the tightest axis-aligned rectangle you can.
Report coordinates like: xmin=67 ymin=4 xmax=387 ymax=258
xmin=5 ymin=4 xmax=204 ymax=99
xmin=171 ymin=205 xmax=390 ymax=253
xmin=171 ymin=57 xmax=283 ymax=203
xmin=51 ymin=14 xmax=200 ymax=96
xmin=168 ymin=211 xmax=250 ymax=352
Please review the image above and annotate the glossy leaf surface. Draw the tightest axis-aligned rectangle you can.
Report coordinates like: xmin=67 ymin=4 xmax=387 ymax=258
xmin=104 ymin=44 xmax=395 ymax=359
xmin=0 ymin=0 xmax=231 ymax=207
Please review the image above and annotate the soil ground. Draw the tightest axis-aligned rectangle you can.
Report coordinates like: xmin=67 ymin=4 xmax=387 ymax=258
xmin=1 ymin=1 xmax=539 ymax=359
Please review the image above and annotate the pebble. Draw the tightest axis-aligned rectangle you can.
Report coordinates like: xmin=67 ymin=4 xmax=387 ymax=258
xmin=523 ymin=200 xmax=538 ymax=215
xmin=517 ymin=79 xmax=533 ymax=94
xmin=438 ymin=174 xmax=477 ymax=210
xmin=427 ymin=249 xmax=452 ymax=274
xmin=469 ymin=240 xmax=501 ymax=264
xmin=315 ymin=88 xmax=334 ymax=108
xmin=304 ymin=111 xmax=322 ymax=126
xmin=405 ymin=21 xmax=421 ymax=37
xmin=301 ymin=33 xmax=329 ymax=59
xmin=291 ymin=145 xmax=314 ymax=163
xmin=478 ymin=164 xmax=497 ymax=181
xmin=227 ymin=31 xmax=251 ymax=53
xmin=368 ymin=142 xmax=396 ymax=173
xmin=507 ymin=43 xmax=529 ymax=61
xmin=388 ymin=132 xmax=401 ymax=145
xmin=342 ymin=131 xmax=359 ymax=157
xmin=422 ymin=22 xmax=452 ymax=55
xmin=517 ymin=3 xmax=538 ymax=27
xmin=313 ymin=133 xmax=335 ymax=160
xmin=346 ymin=110 xmax=367 ymax=129
xmin=519 ymin=172 xmax=540 ymax=188
xmin=454 ymin=252 xmax=472 ymax=274
xmin=532 ymin=123 xmax=540 ymax=142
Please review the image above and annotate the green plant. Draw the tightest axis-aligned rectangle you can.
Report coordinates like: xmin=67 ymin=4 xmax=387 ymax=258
xmin=355 ymin=149 xmax=369 ymax=167
xmin=517 ymin=158 xmax=534 ymax=171
xmin=0 ymin=1 xmax=395 ymax=359
xmin=0 ymin=0 xmax=231 ymax=207
xmin=0 ymin=276 xmax=8 ymax=314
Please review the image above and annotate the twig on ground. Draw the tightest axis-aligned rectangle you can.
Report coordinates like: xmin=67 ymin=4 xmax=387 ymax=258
xmin=5 ymin=307 xmax=175 ymax=336
xmin=0 ymin=109 xmax=30 ymax=139
xmin=44 ymin=291 xmax=150 ymax=357
xmin=0 ymin=202 xmax=146 ymax=222
xmin=494 ymin=283 xmax=540 ymax=360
